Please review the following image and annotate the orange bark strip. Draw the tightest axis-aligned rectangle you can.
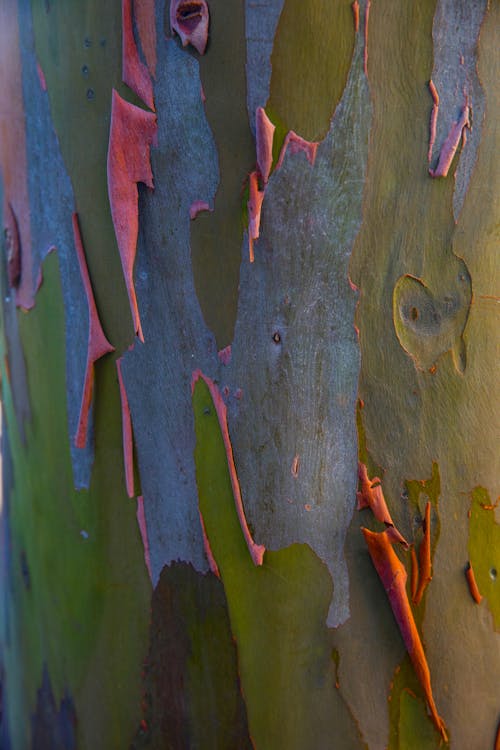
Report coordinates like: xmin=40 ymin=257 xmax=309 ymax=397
xmin=495 ymin=719 xmax=500 ymax=750
xmin=192 ymin=370 xmax=265 ymax=567
xmin=414 ymin=501 xmax=432 ymax=605
xmin=122 ymin=0 xmax=155 ymax=110
xmin=465 ymin=562 xmax=482 ymax=604
xmin=352 ymin=1 xmax=360 ymax=33
xmin=107 ymin=90 xmax=157 ymax=342
xmin=410 ymin=545 xmax=419 ymax=602
xmin=357 ymin=463 xmax=409 ymax=547
xmin=134 ymin=0 xmax=157 ymax=78
xmin=72 ymin=213 xmax=115 ymax=449
xmin=0 ymin=0 xmax=32 ymax=309
xmin=362 ymin=528 xmax=448 ymax=741
xmin=116 ymin=357 xmax=135 ymax=498
xmin=255 ymin=107 xmax=275 ymax=184
xmin=247 ymin=171 xmax=265 ymax=263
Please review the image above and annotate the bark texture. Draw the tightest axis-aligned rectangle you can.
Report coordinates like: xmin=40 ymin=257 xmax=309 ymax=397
xmin=0 ymin=0 xmax=498 ymax=748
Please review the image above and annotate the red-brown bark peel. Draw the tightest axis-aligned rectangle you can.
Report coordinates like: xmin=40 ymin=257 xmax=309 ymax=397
xmin=107 ymin=90 xmax=157 ymax=342
xmin=276 ymin=131 xmax=318 ymax=170
xmin=357 ymin=463 xmax=409 ymax=547
xmin=122 ymin=0 xmax=155 ymax=110
xmin=255 ymin=107 xmax=275 ymax=185
xmin=72 ymin=213 xmax=115 ymax=449
xmin=362 ymin=528 xmax=447 ymax=741
xmin=134 ymin=0 xmax=157 ymax=78
xmin=247 ymin=171 xmax=265 ymax=263
xmin=465 ymin=561 xmax=482 ymax=604
xmin=427 ymin=79 xmax=439 ymax=163
xmin=170 ymin=0 xmax=209 ymax=55
xmin=429 ymin=102 xmax=470 ymax=178
xmin=116 ymin=357 xmax=135 ymax=498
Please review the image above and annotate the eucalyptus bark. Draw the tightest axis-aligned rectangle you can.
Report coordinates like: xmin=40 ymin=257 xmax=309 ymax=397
xmin=0 ymin=1 xmax=498 ymax=749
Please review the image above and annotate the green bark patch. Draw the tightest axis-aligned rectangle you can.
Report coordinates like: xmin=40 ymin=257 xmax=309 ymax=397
xmin=30 ymin=0 xmax=133 ymax=350
xmin=188 ymin=0 xmax=255 ymax=348
xmin=267 ymin=0 xmax=355 ymax=145
xmin=192 ymin=376 xmax=365 ymax=750
xmin=387 ymin=659 xmax=447 ymax=750
xmin=1 ymin=252 xmax=150 ymax=749
xmin=468 ymin=488 xmax=500 ymax=630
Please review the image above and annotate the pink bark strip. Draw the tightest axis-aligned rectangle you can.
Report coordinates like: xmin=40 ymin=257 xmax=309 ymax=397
xmin=276 ymin=131 xmax=318 ymax=170
xmin=429 ymin=104 xmax=470 ymax=178
xmin=72 ymin=212 xmax=115 ymax=449
xmin=189 ymin=200 xmax=211 ymax=219
xmin=218 ymin=345 xmax=232 ymax=366
xmin=36 ymin=60 xmax=47 ymax=91
xmin=362 ymin=528 xmax=448 ymax=742
xmin=427 ymin=79 xmax=439 ymax=163
xmin=122 ymin=0 xmax=155 ymax=110
xmin=170 ymin=0 xmax=209 ymax=55
xmin=107 ymin=89 xmax=157 ymax=342
xmin=134 ymin=0 xmax=157 ymax=78
xmin=247 ymin=171 xmax=265 ymax=263
xmin=255 ymin=106 xmax=275 ymax=184
xmin=192 ymin=370 xmax=266 ymax=567
xmin=116 ymin=357 xmax=135 ymax=498
xmin=136 ymin=496 xmax=153 ymax=582
xmin=363 ymin=0 xmax=371 ymax=77
xmin=199 ymin=510 xmax=221 ymax=577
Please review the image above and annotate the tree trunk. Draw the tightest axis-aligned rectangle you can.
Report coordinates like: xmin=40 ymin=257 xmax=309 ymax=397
xmin=0 ymin=0 xmax=498 ymax=748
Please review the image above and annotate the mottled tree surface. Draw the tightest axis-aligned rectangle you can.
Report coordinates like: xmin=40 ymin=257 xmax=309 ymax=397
xmin=0 ymin=0 xmax=498 ymax=748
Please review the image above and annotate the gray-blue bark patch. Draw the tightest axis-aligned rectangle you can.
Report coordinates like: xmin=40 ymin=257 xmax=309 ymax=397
xmin=226 ymin=28 xmax=370 ymax=627
xmin=430 ymin=0 xmax=487 ymax=220
xmin=18 ymin=0 xmax=93 ymax=489
xmin=121 ymin=19 xmax=221 ymax=581
xmin=245 ymin=0 xmax=285 ymax=132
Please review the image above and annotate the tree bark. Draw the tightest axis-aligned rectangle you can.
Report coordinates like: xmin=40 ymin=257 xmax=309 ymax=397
xmin=0 ymin=0 xmax=498 ymax=748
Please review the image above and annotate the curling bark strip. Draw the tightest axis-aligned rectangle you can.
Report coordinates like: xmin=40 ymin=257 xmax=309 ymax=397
xmin=429 ymin=103 xmax=470 ymax=178
xmin=362 ymin=527 xmax=448 ymax=741
xmin=191 ymin=370 xmax=265 ymax=567
xmin=255 ymin=106 xmax=275 ymax=184
xmin=107 ymin=89 xmax=157 ymax=342
xmin=72 ymin=212 xmax=115 ymax=449
xmin=122 ymin=0 xmax=155 ymax=110
xmin=357 ymin=462 xmax=409 ymax=547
